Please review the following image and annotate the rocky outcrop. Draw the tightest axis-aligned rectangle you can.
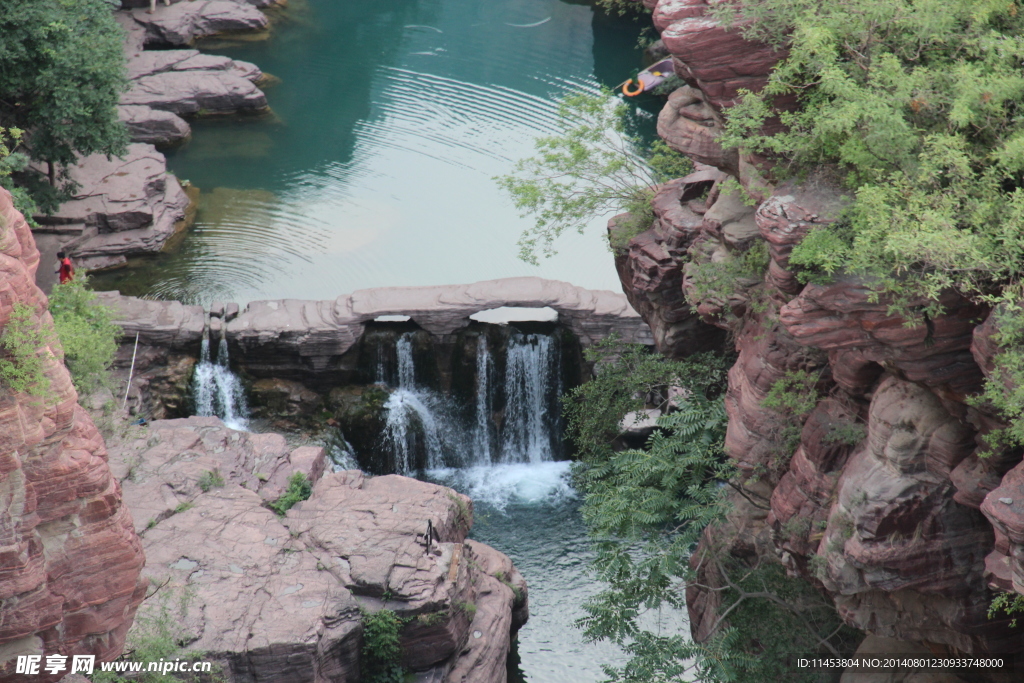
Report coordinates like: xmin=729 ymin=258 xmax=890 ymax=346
xmin=98 ymin=278 xmax=651 ymax=397
xmin=0 ymin=188 xmax=147 ymax=680
xmin=107 ymin=416 xmax=528 ymax=682
xmin=616 ymin=0 xmax=1024 ymax=664
xmin=612 ymin=166 xmax=727 ymax=358
xmin=123 ymin=0 xmax=271 ymax=47
xmin=32 ymin=144 xmax=193 ymax=272
xmin=121 ymin=47 xmax=268 ymax=122
xmin=33 ymin=6 xmax=270 ymax=278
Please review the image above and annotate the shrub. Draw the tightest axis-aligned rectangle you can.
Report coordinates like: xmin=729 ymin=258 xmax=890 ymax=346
xmin=0 ymin=302 xmax=53 ymax=399
xmin=361 ymin=608 xmax=407 ymax=683
xmin=49 ymin=276 xmax=121 ymax=394
xmin=198 ymin=469 xmax=225 ymax=492
xmin=267 ymin=472 xmax=313 ymax=516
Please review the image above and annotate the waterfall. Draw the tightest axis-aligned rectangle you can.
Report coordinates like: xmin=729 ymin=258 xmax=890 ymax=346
xmin=396 ymin=334 xmax=415 ymax=388
xmin=501 ymin=334 xmax=556 ymax=464
xmin=380 ymin=333 xmax=460 ymax=473
xmin=193 ymin=337 xmax=249 ymax=431
xmin=383 ymin=389 xmax=449 ymax=473
xmin=472 ymin=335 xmax=493 ymax=464
xmin=376 ymin=329 xmax=561 ymax=473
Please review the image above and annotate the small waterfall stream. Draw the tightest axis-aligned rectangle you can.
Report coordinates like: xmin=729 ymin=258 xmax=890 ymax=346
xmin=472 ymin=334 xmax=493 ymax=463
xmin=501 ymin=334 xmax=557 ymax=464
xmin=378 ymin=328 xmax=564 ymax=475
xmin=192 ymin=337 xmax=250 ymax=431
xmin=381 ymin=332 xmax=461 ymax=472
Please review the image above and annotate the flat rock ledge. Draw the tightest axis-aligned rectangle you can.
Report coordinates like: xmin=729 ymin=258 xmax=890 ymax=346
xmin=96 ymin=277 xmax=653 ymax=390
xmin=121 ymin=0 xmax=273 ymax=48
xmin=108 ymin=416 xmax=528 ymax=683
xmin=33 ymin=143 xmax=192 ymax=271
xmin=32 ymin=9 xmax=270 ymax=273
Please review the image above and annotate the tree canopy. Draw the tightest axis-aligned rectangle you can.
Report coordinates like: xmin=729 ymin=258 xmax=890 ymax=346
xmin=715 ymin=0 xmax=1024 ymax=315
xmin=0 ymin=0 xmax=128 ymax=209
xmin=566 ymin=342 xmax=859 ymax=681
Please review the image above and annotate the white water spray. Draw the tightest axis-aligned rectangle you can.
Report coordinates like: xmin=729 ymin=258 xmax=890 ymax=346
xmin=501 ymin=334 xmax=556 ymax=463
xmin=193 ymin=337 xmax=250 ymax=431
xmin=472 ymin=334 xmax=493 ymax=464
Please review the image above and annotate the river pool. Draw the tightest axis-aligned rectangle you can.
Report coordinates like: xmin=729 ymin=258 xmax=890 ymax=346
xmin=93 ymin=0 xmax=659 ymax=305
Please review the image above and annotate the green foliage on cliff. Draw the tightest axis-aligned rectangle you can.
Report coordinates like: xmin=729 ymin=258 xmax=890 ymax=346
xmin=0 ymin=128 xmax=36 ymax=220
xmin=714 ymin=0 xmax=1024 ymax=318
xmin=684 ymin=240 xmax=770 ymax=312
xmin=564 ymin=338 xmax=731 ymax=467
xmin=594 ymin=0 xmax=652 ymax=17
xmin=989 ymin=590 xmax=1024 ymax=628
xmin=0 ymin=302 xmax=53 ymax=399
xmin=567 ymin=342 xmax=856 ymax=681
xmin=496 ymin=90 xmax=692 ymax=264
xmin=0 ymin=0 xmax=129 ymax=210
xmin=361 ymin=608 xmax=407 ymax=683
xmin=49 ymin=276 xmax=121 ymax=394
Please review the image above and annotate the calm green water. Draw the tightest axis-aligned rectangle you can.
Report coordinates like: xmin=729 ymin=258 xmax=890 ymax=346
xmin=426 ymin=463 xmax=631 ymax=683
xmin=93 ymin=0 xmax=659 ymax=305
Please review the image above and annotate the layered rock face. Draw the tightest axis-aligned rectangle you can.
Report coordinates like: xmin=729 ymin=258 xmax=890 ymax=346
xmin=619 ymin=0 xmax=1024 ymax=663
xmin=0 ymin=188 xmax=147 ymax=680
xmin=107 ymin=416 xmax=528 ymax=682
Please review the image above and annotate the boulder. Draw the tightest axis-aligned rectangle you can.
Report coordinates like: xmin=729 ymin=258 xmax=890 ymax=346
xmin=129 ymin=1 xmax=269 ymax=47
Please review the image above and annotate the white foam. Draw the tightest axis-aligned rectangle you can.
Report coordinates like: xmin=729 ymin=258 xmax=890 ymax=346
xmin=428 ymin=461 xmax=575 ymax=510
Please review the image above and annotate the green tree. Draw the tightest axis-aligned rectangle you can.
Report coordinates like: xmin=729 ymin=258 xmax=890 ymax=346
xmin=711 ymin=0 xmax=1024 ymax=317
xmin=0 ymin=0 xmax=128 ymax=210
xmin=567 ymin=342 xmax=857 ymax=681
xmin=496 ymin=90 xmax=692 ymax=264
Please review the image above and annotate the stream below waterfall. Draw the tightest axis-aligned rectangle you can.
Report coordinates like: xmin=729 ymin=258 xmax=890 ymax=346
xmin=427 ymin=464 xmax=626 ymax=683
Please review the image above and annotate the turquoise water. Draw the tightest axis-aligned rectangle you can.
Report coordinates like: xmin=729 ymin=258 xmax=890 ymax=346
xmin=93 ymin=0 xmax=659 ymax=305
xmin=427 ymin=463 xmax=630 ymax=683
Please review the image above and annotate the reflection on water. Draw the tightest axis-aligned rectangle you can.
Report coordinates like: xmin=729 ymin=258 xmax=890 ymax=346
xmin=93 ymin=0 xmax=659 ymax=304
xmin=427 ymin=462 xmax=629 ymax=682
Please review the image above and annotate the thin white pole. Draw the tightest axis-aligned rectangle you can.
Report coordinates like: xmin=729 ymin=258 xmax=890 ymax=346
xmin=122 ymin=332 xmax=140 ymax=411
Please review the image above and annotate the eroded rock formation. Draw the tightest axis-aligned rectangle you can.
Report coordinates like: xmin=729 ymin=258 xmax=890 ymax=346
xmin=107 ymin=416 xmax=528 ymax=682
xmin=0 ymin=188 xmax=147 ymax=680
xmin=95 ymin=277 xmax=651 ymax=414
xmin=618 ymin=0 xmax=1024 ymax=664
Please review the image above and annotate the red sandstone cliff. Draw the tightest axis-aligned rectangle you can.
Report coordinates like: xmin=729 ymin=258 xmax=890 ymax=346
xmin=617 ymin=0 xmax=1024 ymax=662
xmin=0 ymin=188 xmax=147 ymax=680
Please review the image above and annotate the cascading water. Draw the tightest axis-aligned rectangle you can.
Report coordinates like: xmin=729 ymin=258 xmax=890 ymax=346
xmin=193 ymin=336 xmax=250 ymax=431
xmin=500 ymin=334 xmax=557 ymax=464
xmin=381 ymin=332 xmax=460 ymax=473
xmin=472 ymin=334 xmax=493 ymax=463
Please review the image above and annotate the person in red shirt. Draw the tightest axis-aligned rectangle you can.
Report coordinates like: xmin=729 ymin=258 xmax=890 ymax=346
xmin=56 ymin=252 xmax=75 ymax=284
